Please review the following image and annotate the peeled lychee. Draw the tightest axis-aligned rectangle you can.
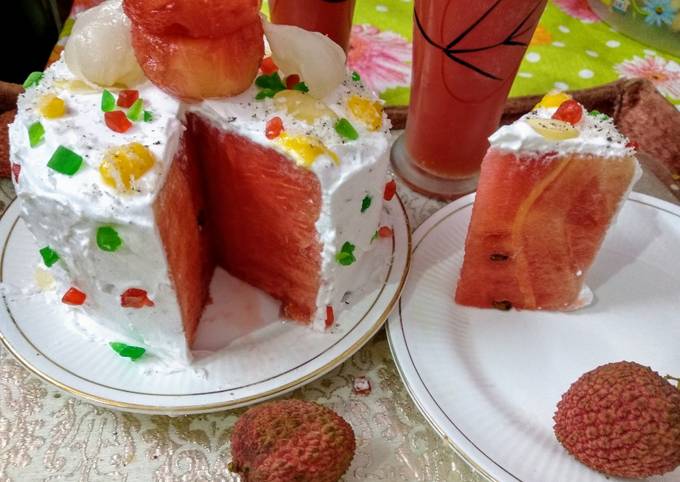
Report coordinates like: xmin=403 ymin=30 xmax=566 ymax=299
xmin=230 ymin=399 xmax=356 ymax=482
xmin=554 ymin=361 xmax=680 ymax=479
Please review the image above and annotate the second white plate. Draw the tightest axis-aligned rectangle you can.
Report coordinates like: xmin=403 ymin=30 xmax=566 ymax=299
xmin=388 ymin=192 xmax=680 ymax=482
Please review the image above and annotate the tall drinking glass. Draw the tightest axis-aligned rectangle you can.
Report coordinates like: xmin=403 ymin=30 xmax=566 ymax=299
xmin=391 ymin=0 xmax=548 ymax=199
xmin=269 ymin=0 xmax=357 ymax=52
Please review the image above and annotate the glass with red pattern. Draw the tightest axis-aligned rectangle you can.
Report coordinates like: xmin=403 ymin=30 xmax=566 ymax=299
xmin=268 ymin=0 xmax=356 ymax=52
xmin=391 ymin=0 xmax=548 ymax=199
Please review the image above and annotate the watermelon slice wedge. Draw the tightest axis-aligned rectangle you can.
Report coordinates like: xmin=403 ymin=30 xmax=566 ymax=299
xmin=455 ymin=149 xmax=640 ymax=311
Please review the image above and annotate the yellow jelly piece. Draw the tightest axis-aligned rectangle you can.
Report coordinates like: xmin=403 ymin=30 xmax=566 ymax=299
xmin=275 ymin=132 xmax=339 ymax=168
xmin=533 ymin=90 xmax=572 ymax=109
xmin=39 ymin=94 xmax=66 ymax=119
xmin=34 ymin=267 xmax=55 ymax=290
xmin=526 ymin=118 xmax=579 ymax=140
xmin=100 ymin=142 xmax=156 ymax=192
xmin=347 ymin=95 xmax=383 ymax=131
xmin=273 ymin=90 xmax=338 ymax=125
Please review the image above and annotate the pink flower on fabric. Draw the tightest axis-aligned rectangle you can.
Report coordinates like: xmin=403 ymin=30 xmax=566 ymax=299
xmin=348 ymin=25 xmax=412 ymax=94
xmin=553 ymin=0 xmax=600 ymax=22
xmin=615 ymin=55 xmax=680 ymax=98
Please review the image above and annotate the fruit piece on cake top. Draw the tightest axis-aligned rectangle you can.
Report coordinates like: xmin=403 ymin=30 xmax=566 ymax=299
xmin=455 ymin=92 xmax=641 ymax=311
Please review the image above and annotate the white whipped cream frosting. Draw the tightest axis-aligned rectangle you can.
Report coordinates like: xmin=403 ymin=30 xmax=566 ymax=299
xmin=489 ymin=106 xmax=636 ymax=158
xmin=9 ymin=57 xmax=390 ymax=365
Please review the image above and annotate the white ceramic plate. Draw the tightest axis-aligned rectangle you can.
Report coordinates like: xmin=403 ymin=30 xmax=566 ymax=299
xmin=387 ymin=192 xmax=680 ymax=482
xmin=0 ymin=196 xmax=410 ymax=415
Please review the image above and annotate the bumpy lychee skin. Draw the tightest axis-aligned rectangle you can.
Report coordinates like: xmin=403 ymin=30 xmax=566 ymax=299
xmin=554 ymin=361 xmax=680 ymax=479
xmin=230 ymin=399 xmax=356 ymax=482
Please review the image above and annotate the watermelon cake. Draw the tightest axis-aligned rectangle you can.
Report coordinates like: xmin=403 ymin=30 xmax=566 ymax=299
xmin=456 ymin=92 xmax=641 ymax=311
xmin=8 ymin=0 xmax=392 ymax=365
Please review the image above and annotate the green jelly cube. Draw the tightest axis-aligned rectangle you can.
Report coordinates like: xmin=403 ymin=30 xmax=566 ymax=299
xmin=23 ymin=72 xmax=44 ymax=89
xmin=126 ymin=99 xmax=144 ymax=121
xmin=143 ymin=110 xmax=153 ymax=122
xmin=352 ymin=71 xmax=361 ymax=82
xmin=335 ymin=118 xmax=359 ymax=141
xmin=47 ymin=146 xmax=82 ymax=176
xmin=336 ymin=241 xmax=356 ymax=266
xmin=39 ymin=246 xmax=60 ymax=267
xmin=101 ymin=90 xmax=116 ymax=112
xmin=28 ymin=121 xmax=45 ymax=148
xmin=292 ymin=82 xmax=309 ymax=93
xmin=110 ymin=342 xmax=146 ymax=361
xmin=96 ymin=226 xmax=123 ymax=252
xmin=361 ymin=194 xmax=372 ymax=213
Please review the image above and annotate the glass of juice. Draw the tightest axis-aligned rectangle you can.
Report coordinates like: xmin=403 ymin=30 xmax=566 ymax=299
xmin=391 ymin=0 xmax=548 ymax=199
xmin=269 ymin=0 xmax=357 ymax=52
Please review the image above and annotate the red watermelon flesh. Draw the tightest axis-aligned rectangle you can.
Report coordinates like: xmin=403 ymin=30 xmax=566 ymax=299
xmin=455 ymin=149 xmax=638 ymax=310
xmin=187 ymin=114 xmax=323 ymax=322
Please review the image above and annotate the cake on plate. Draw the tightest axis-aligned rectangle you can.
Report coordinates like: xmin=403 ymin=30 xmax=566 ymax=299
xmin=456 ymin=91 xmax=640 ymax=311
xmin=8 ymin=0 xmax=392 ymax=365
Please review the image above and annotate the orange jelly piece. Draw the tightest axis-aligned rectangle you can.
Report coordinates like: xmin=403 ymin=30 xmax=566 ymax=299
xmin=39 ymin=94 xmax=66 ymax=119
xmin=347 ymin=95 xmax=382 ymax=131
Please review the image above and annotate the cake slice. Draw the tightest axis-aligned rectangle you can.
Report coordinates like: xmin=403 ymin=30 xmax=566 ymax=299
xmin=455 ymin=92 xmax=641 ymax=311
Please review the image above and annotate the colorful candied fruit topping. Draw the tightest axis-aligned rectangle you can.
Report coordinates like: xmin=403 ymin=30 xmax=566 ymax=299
xmin=47 ymin=145 xmax=83 ymax=176
xmin=126 ymin=99 xmax=144 ymax=121
xmin=378 ymin=226 xmax=393 ymax=238
xmin=352 ymin=376 xmax=371 ymax=395
xmin=121 ymin=288 xmax=154 ymax=308
xmin=117 ymin=89 xmax=140 ymax=108
xmin=39 ymin=246 xmax=60 ymax=267
xmin=335 ymin=118 xmax=359 ymax=141
xmin=351 ymin=71 xmax=361 ymax=82
xmin=39 ymin=94 xmax=66 ymax=119
xmin=534 ymin=90 xmax=572 ymax=109
xmin=588 ymin=109 xmax=610 ymax=120
xmin=273 ymin=90 xmax=337 ymax=124
xmin=285 ymin=74 xmax=300 ymax=90
xmin=28 ymin=121 xmax=45 ymax=147
xmin=347 ymin=95 xmax=383 ymax=131
xmin=336 ymin=241 xmax=356 ymax=266
xmin=35 ymin=267 xmax=55 ymax=290
xmin=275 ymin=132 xmax=339 ymax=168
xmin=325 ymin=305 xmax=335 ymax=329
xmin=292 ymin=81 xmax=309 ymax=93
xmin=526 ymin=118 xmax=579 ymax=140
xmin=143 ymin=110 xmax=153 ymax=122
xmin=105 ymin=111 xmax=133 ymax=133
xmin=11 ymin=163 xmax=21 ymax=183
xmin=383 ymin=180 xmax=397 ymax=201
xmin=552 ymin=99 xmax=583 ymax=125
xmin=255 ymin=72 xmax=286 ymax=99
xmin=96 ymin=226 xmax=123 ymax=252
xmin=261 ymin=56 xmax=278 ymax=75
xmin=99 ymin=142 xmax=156 ymax=192
xmin=361 ymin=195 xmax=372 ymax=213
xmin=101 ymin=90 xmax=116 ymax=112
xmin=62 ymin=287 xmax=86 ymax=305
xmin=110 ymin=342 xmax=146 ymax=361
xmin=265 ymin=116 xmax=284 ymax=140
xmin=626 ymin=140 xmax=639 ymax=150
xmin=23 ymin=71 xmax=44 ymax=89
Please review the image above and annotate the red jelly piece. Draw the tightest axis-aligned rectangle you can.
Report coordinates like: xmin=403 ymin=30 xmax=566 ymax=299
xmin=117 ymin=89 xmax=140 ymax=108
xmin=121 ymin=288 xmax=155 ymax=308
xmin=62 ymin=287 xmax=86 ymax=305
xmin=285 ymin=74 xmax=300 ymax=90
xmin=551 ymin=99 xmax=583 ymax=125
xmin=261 ymin=56 xmax=278 ymax=75
xmin=383 ymin=180 xmax=397 ymax=201
xmin=265 ymin=116 xmax=284 ymax=140
xmin=626 ymin=140 xmax=639 ymax=150
xmin=105 ymin=111 xmax=133 ymax=133
xmin=325 ymin=305 xmax=334 ymax=328
xmin=11 ymin=163 xmax=21 ymax=182
xmin=352 ymin=376 xmax=371 ymax=395
xmin=378 ymin=226 xmax=393 ymax=238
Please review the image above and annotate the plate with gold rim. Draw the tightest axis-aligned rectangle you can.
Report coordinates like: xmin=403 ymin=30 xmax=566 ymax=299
xmin=387 ymin=191 xmax=680 ymax=482
xmin=0 ymin=195 xmax=410 ymax=415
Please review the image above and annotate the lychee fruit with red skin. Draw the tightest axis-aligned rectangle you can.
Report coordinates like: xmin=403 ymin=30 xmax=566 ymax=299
xmin=554 ymin=361 xmax=680 ymax=479
xmin=230 ymin=399 xmax=356 ymax=482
